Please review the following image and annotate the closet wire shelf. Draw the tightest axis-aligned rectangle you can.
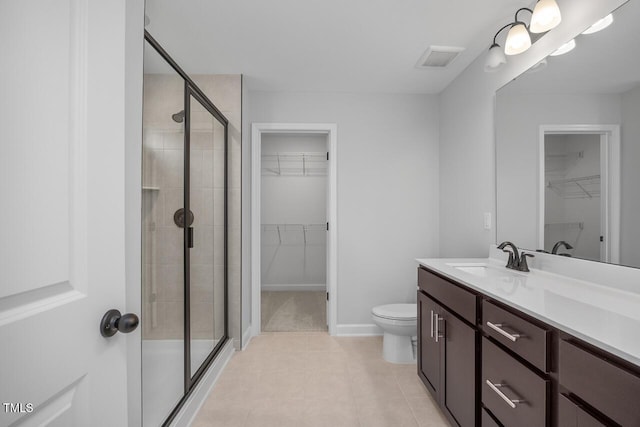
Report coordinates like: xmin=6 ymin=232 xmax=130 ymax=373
xmin=262 ymin=223 xmax=326 ymax=245
xmin=544 ymin=222 xmax=584 ymax=230
xmin=262 ymin=152 xmax=327 ymax=176
xmin=546 ymin=174 xmax=600 ymax=199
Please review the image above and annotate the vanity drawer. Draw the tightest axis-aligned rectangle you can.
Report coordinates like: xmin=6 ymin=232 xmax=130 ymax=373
xmin=558 ymin=393 xmax=607 ymax=427
xmin=559 ymin=339 xmax=640 ymax=426
xmin=482 ymin=337 xmax=549 ymax=427
xmin=483 ymin=300 xmax=550 ymax=372
xmin=481 ymin=408 xmax=501 ymax=427
xmin=418 ymin=267 xmax=476 ymax=324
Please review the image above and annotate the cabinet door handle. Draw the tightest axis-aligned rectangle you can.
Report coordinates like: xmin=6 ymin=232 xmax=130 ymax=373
xmin=485 ymin=380 xmax=525 ymax=408
xmin=486 ymin=321 xmax=522 ymax=342
xmin=434 ymin=314 xmax=443 ymax=342
xmin=430 ymin=310 xmax=434 ymax=338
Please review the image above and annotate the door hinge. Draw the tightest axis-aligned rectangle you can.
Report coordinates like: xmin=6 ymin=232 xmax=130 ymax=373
xmin=600 ymin=236 xmax=604 ymax=242
xmin=326 ymin=292 xmax=329 ymax=301
xmin=326 ymin=222 xmax=329 ymax=231
xmin=326 ymin=151 xmax=329 ymax=161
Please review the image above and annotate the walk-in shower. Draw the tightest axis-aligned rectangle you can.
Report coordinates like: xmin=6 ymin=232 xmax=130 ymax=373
xmin=141 ymin=32 xmax=228 ymax=427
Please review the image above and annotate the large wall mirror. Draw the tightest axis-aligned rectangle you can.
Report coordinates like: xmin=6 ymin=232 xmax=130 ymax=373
xmin=496 ymin=0 xmax=640 ymax=268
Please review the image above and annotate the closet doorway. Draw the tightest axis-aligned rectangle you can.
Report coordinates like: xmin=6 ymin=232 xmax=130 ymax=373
xmin=251 ymin=124 xmax=337 ymax=336
xmin=538 ymin=125 xmax=620 ymax=264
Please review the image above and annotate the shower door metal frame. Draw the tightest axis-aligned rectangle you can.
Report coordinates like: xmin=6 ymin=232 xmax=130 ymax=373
xmin=184 ymin=85 xmax=230 ymax=386
xmin=143 ymin=30 xmax=229 ymax=427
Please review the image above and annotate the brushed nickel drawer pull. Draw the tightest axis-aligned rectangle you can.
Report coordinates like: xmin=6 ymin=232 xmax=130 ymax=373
xmin=430 ymin=310 xmax=434 ymax=338
xmin=485 ymin=380 xmax=526 ymax=408
xmin=486 ymin=321 xmax=522 ymax=342
xmin=435 ymin=314 xmax=443 ymax=343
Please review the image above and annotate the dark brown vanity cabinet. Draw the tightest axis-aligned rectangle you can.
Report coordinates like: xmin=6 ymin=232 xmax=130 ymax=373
xmin=559 ymin=339 xmax=640 ymax=426
xmin=481 ymin=300 xmax=551 ymax=426
xmin=482 ymin=300 xmax=550 ymax=373
xmin=482 ymin=337 xmax=549 ymax=427
xmin=418 ymin=269 xmax=478 ymax=427
xmin=417 ymin=265 xmax=640 ymax=427
xmin=558 ymin=394 xmax=607 ymax=427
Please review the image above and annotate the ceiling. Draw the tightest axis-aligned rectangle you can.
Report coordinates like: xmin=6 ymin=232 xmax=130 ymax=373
xmin=144 ymin=0 xmax=531 ymax=94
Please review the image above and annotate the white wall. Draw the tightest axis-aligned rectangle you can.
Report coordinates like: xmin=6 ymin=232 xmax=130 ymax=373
xmin=241 ymin=81 xmax=251 ymax=344
xmin=245 ymin=91 xmax=439 ymax=327
xmin=495 ymin=92 xmax=621 ymax=249
xmin=439 ymin=0 xmax=626 ymax=257
xmin=621 ymin=85 xmax=640 ymax=268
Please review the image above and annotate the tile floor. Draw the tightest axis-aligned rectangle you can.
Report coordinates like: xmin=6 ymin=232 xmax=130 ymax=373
xmin=191 ymin=332 xmax=450 ymax=427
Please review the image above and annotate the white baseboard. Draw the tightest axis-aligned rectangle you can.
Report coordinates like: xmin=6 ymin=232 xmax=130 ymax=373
xmin=261 ymin=284 xmax=326 ymax=292
xmin=170 ymin=340 xmax=235 ymax=427
xmin=232 ymin=338 xmax=241 ymax=350
xmin=336 ymin=323 xmax=383 ymax=336
xmin=241 ymin=325 xmax=253 ymax=350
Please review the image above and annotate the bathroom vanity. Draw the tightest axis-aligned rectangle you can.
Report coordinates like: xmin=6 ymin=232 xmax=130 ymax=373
xmin=416 ymin=250 xmax=640 ymax=427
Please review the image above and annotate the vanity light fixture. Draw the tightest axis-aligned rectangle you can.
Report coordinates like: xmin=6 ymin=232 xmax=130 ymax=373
xmin=484 ymin=2 xmax=562 ymax=72
xmin=484 ymin=23 xmax=511 ymax=72
xmin=550 ymin=38 xmax=576 ymax=56
xmin=582 ymin=14 xmax=613 ymax=35
xmin=529 ymin=0 xmax=563 ymax=33
xmin=505 ymin=21 xmax=532 ymax=55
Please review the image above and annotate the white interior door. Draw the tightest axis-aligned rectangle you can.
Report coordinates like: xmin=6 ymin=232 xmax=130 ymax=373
xmin=0 ymin=1 xmax=139 ymax=426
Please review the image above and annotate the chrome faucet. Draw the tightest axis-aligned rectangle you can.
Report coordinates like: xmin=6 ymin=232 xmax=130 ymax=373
xmin=497 ymin=241 xmax=534 ymax=272
xmin=552 ymin=240 xmax=573 ymax=256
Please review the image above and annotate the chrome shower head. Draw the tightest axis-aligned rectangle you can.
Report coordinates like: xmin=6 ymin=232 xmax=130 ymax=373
xmin=171 ymin=110 xmax=185 ymax=123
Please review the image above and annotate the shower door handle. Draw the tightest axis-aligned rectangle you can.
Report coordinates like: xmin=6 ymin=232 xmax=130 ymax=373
xmin=188 ymin=227 xmax=194 ymax=248
xmin=100 ymin=309 xmax=139 ymax=337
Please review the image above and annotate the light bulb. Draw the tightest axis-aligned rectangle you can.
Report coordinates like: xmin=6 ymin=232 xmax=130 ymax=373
xmin=530 ymin=0 xmax=562 ymax=33
xmin=505 ymin=23 xmax=532 ymax=55
xmin=550 ymin=39 xmax=576 ymax=56
xmin=582 ymin=14 xmax=613 ymax=35
xmin=484 ymin=44 xmax=507 ymax=72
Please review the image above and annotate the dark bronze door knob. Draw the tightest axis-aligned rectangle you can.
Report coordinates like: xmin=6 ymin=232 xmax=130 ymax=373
xmin=100 ymin=309 xmax=139 ymax=337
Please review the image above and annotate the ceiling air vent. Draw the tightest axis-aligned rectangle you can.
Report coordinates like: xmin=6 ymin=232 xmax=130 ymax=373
xmin=415 ymin=46 xmax=465 ymax=68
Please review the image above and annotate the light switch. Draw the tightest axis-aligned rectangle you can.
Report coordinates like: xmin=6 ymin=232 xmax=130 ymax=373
xmin=483 ymin=212 xmax=492 ymax=230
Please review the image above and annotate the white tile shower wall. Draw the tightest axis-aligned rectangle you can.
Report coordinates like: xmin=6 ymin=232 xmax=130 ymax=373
xmin=142 ymin=74 xmax=241 ymax=345
xmin=438 ymin=0 xmax=627 ymax=258
xmin=245 ymin=91 xmax=440 ymax=326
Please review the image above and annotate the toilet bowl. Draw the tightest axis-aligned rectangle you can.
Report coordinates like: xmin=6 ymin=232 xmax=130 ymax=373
xmin=371 ymin=303 xmax=417 ymax=364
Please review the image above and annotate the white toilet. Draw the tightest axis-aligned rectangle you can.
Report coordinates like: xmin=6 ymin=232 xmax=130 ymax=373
xmin=371 ymin=303 xmax=417 ymax=364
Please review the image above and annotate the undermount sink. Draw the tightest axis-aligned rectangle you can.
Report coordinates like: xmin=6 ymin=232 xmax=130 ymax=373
xmin=445 ymin=262 xmax=511 ymax=278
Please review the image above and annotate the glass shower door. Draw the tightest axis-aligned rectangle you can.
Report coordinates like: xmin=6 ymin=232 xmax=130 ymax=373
xmin=187 ymin=91 xmax=227 ymax=377
xmin=141 ymin=40 xmax=186 ymax=427
xmin=142 ymin=31 xmax=229 ymax=427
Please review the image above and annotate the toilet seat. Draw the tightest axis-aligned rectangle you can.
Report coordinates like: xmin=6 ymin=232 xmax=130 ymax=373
xmin=372 ymin=304 xmax=416 ymax=321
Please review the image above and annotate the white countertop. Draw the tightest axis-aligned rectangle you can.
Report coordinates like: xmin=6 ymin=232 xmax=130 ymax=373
xmin=416 ymin=256 xmax=640 ymax=368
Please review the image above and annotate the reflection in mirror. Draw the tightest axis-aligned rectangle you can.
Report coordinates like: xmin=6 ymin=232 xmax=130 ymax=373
xmin=544 ymin=133 xmax=602 ymax=261
xmin=496 ymin=0 xmax=640 ymax=268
